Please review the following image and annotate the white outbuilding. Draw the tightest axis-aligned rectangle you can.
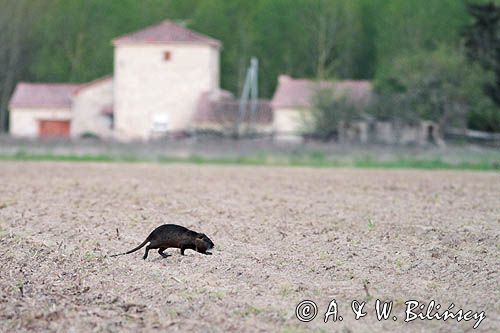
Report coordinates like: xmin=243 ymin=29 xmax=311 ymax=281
xmin=271 ymin=75 xmax=373 ymax=141
xmin=9 ymin=83 xmax=79 ymax=138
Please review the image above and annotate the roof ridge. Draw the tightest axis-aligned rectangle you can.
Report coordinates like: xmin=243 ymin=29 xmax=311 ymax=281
xmin=112 ymin=19 xmax=221 ymax=47
xmin=17 ymin=82 xmax=81 ymax=86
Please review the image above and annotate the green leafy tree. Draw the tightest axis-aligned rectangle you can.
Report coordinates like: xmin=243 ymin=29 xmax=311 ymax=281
xmin=375 ymin=47 xmax=497 ymax=131
xmin=189 ymin=0 xmax=258 ymax=95
xmin=374 ymin=0 xmax=468 ymax=71
xmin=463 ymin=1 xmax=500 ymax=106
xmin=30 ymin=0 xmax=172 ymax=82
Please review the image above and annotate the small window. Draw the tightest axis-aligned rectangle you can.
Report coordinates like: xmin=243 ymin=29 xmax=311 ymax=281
xmin=163 ymin=51 xmax=171 ymax=61
xmin=152 ymin=113 xmax=169 ymax=134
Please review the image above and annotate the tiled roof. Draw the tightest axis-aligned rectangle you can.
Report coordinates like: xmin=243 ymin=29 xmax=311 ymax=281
xmin=271 ymin=75 xmax=373 ymax=109
xmin=73 ymin=76 xmax=112 ymax=95
xmin=9 ymin=82 xmax=81 ymax=109
xmin=113 ymin=20 xmax=221 ymax=47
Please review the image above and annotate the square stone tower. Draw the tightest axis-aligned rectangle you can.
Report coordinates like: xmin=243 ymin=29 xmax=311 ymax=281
xmin=112 ymin=20 xmax=221 ymax=140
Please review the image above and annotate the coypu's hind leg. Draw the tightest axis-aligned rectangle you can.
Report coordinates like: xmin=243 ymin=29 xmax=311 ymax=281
xmin=143 ymin=245 xmax=152 ymax=260
xmin=158 ymin=248 xmax=170 ymax=258
xmin=144 ymin=239 xmax=162 ymax=260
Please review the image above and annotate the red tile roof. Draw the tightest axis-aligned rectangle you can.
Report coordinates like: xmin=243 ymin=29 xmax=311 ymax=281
xmin=73 ymin=75 xmax=112 ymax=95
xmin=9 ymin=82 xmax=81 ymax=109
xmin=113 ymin=20 xmax=221 ymax=47
xmin=271 ymin=75 xmax=373 ymax=109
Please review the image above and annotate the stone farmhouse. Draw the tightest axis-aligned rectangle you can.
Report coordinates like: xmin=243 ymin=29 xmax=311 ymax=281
xmin=9 ymin=20 xmax=224 ymax=141
xmin=8 ymin=20 xmax=439 ymax=144
xmin=6 ymin=20 xmax=379 ymax=142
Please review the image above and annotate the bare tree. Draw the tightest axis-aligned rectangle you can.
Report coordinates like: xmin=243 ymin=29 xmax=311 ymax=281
xmin=315 ymin=18 xmax=335 ymax=79
xmin=312 ymin=0 xmax=343 ymax=79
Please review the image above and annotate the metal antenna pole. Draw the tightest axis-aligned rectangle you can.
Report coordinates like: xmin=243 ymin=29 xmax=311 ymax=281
xmin=237 ymin=65 xmax=252 ymax=137
xmin=237 ymin=57 xmax=259 ymax=137
xmin=249 ymin=57 xmax=259 ymax=130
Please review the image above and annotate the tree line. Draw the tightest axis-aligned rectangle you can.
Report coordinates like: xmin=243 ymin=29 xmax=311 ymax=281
xmin=0 ymin=0 xmax=499 ymax=132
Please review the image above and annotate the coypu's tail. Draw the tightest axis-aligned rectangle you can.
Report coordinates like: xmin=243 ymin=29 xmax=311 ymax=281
xmin=110 ymin=238 xmax=149 ymax=257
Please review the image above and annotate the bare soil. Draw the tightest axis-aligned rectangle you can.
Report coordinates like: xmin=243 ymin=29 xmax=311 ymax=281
xmin=0 ymin=162 xmax=498 ymax=332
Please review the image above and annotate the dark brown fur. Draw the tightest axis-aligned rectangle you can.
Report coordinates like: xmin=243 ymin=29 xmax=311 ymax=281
xmin=110 ymin=224 xmax=214 ymax=260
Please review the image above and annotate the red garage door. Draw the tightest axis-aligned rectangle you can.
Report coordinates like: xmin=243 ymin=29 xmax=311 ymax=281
xmin=38 ymin=120 xmax=70 ymax=138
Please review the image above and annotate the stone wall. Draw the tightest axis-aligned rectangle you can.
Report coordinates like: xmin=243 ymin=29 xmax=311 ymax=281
xmin=71 ymin=79 xmax=113 ymax=139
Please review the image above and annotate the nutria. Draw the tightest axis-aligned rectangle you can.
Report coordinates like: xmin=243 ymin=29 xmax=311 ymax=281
xmin=110 ymin=224 xmax=214 ymax=260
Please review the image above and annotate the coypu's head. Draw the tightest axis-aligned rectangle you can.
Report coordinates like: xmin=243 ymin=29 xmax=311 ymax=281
xmin=194 ymin=233 xmax=215 ymax=255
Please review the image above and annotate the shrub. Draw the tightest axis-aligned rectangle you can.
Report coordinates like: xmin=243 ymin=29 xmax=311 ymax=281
xmin=310 ymin=88 xmax=363 ymax=140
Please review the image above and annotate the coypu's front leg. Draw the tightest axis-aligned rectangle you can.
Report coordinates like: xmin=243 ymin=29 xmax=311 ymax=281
xmin=158 ymin=248 xmax=171 ymax=258
xmin=180 ymin=244 xmax=195 ymax=255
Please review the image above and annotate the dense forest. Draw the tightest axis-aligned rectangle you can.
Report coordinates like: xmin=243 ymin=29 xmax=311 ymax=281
xmin=1 ymin=0 xmax=499 ymax=132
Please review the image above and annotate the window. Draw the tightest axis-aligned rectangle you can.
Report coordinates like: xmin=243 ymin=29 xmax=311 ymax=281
xmin=163 ymin=51 xmax=171 ymax=61
xmin=152 ymin=113 xmax=169 ymax=134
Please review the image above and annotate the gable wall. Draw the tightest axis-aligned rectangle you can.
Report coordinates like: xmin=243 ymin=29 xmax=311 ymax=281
xmin=114 ymin=43 xmax=220 ymax=140
xmin=71 ymin=79 xmax=113 ymax=139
